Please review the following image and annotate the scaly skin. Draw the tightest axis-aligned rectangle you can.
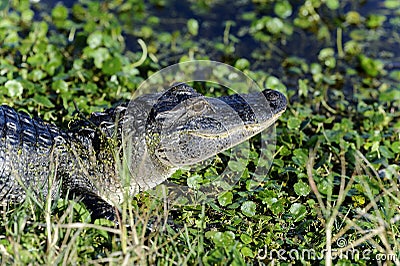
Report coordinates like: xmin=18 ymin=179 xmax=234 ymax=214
xmin=0 ymin=105 xmax=119 ymax=219
xmin=0 ymin=83 xmax=287 ymax=221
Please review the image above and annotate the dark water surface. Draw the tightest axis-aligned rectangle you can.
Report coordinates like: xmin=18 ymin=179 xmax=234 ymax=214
xmin=35 ymin=0 xmax=400 ymax=84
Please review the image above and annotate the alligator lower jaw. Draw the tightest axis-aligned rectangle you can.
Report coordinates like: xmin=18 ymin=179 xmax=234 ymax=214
xmin=185 ymin=109 xmax=285 ymax=139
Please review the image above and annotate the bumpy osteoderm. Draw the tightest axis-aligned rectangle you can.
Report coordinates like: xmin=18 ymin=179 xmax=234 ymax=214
xmin=0 ymin=83 xmax=287 ymax=221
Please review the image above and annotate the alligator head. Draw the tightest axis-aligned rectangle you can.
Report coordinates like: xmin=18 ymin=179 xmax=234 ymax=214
xmin=122 ymin=83 xmax=287 ymax=194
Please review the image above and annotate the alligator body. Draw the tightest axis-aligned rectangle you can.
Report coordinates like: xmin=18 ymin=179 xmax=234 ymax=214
xmin=0 ymin=83 xmax=287 ymax=221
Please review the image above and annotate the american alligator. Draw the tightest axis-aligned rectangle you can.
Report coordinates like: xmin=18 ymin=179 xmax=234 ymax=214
xmin=0 ymin=83 xmax=287 ymax=221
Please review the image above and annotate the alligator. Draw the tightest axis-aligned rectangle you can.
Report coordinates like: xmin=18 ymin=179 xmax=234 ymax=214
xmin=0 ymin=83 xmax=287 ymax=221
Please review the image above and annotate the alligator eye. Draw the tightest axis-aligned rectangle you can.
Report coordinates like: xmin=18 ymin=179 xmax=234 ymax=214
xmin=189 ymin=98 xmax=210 ymax=114
xmin=193 ymin=101 xmax=206 ymax=112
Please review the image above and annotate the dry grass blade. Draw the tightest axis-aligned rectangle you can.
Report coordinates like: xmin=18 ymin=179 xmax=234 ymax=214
xmin=308 ymin=142 xmax=400 ymax=265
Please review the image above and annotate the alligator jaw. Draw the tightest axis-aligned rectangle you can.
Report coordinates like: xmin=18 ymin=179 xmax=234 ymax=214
xmin=187 ymin=108 xmax=286 ymax=139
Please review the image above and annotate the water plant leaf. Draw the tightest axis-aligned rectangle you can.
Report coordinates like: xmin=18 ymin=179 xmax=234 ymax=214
xmin=241 ymin=201 xmax=257 ymax=217
xmin=5 ymin=80 xmax=24 ymax=97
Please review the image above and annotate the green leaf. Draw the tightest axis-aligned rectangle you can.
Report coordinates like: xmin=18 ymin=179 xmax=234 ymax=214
xmin=187 ymin=19 xmax=199 ymax=36
xmin=241 ymin=201 xmax=257 ymax=217
xmin=205 ymin=230 xmax=217 ymax=239
xmin=287 ymin=117 xmax=301 ymax=129
xmin=218 ymin=192 xmax=233 ymax=207
xmin=317 ymin=178 xmax=331 ymax=195
xmin=274 ymin=1 xmax=292 ymax=18
xmin=4 ymin=31 xmax=19 ymax=45
xmin=359 ymin=55 xmax=383 ymax=77
xmin=86 ymin=47 xmax=111 ymax=68
xmin=234 ymin=58 xmax=250 ymax=70
xmin=318 ymin=48 xmax=335 ymax=60
xmin=73 ymin=202 xmax=91 ymax=222
xmin=366 ymin=14 xmax=386 ymax=29
xmin=32 ymin=21 xmax=49 ymax=39
xmin=266 ymin=76 xmax=286 ymax=91
xmin=5 ymin=80 xmax=24 ymax=97
xmin=33 ymin=95 xmax=55 ymax=108
xmin=265 ymin=17 xmax=284 ymax=35
xmin=44 ymin=60 xmax=62 ymax=76
xmin=241 ymin=246 xmax=254 ymax=258
xmin=289 ymin=203 xmax=307 ymax=222
xmin=52 ymin=80 xmax=68 ymax=93
xmin=139 ymin=26 xmax=153 ymax=39
xmin=87 ymin=31 xmax=103 ymax=49
xmin=298 ymin=79 xmax=308 ymax=97
xmin=326 ymin=0 xmax=339 ymax=10
xmin=212 ymin=231 xmax=235 ymax=248
xmin=27 ymin=53 xmax=47 ymax=67
xmin=318 ymin=48 xmax=336 ymax=68
xmin=102 ymin=57 xmax=122 ymax=75
xmin=270 ymin=199 xmax=285 ymax=216
xmin=345 ymin=11 xmax=362 ymax=25
xmin=28 ymin=69 xmax=46 ymax=82
xmin=379 ymin=87 xmax=400 ymax=102
xmin=240 ymin=233 xmax=252 ymax=244
xmin=82 ymin=82 xmax=98 ymax=94
xmin=294 ymin=181 xmax=311 ymax=197
xmin=228 ymin=159 xmax=246 ymax=172
xmin=21 ymin=9 xmax=34 ymax=23
xmin=391 ymin=142 xmax=400 ymax=153
xmin=187 ymin=175 xmax=202 ymax=190
xmin=385 ymin=0 xmax=400 ymax=9
xmin=52 ymin=4 xmax=68 ymax=20
xmin=379 ymin=146 xmax=394 ymax=159
xmin=292 ymin=149 xmax=308 ymax=167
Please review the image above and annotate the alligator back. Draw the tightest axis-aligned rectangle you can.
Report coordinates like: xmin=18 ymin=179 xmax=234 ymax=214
xmin=0 ymin=105 xmax=123 ymax=220
xmin=0 ymin=105 xmax=62 ymax=202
